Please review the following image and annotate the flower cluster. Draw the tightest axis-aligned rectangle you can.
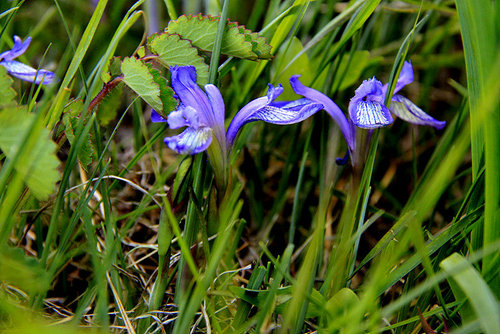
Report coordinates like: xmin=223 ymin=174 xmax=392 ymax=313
xmin=0 ymin=36 xmax=56 ymax=85
xmin=155 ymin=62 xmax=446 ymax=172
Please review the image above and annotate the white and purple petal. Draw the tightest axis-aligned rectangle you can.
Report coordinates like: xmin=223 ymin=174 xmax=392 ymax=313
xmin=167 ymin=105 xmax=200 ymax=129
xmin=390 ymin=94 xmax=446 ymax=129
xmin=164 ymin=126 xmax=213 ymax=155
xmin=247 ymin=98 xmax=322 ymax=124
xmin=349 ymin=99 xmax=393 ymax=129
xmin=226 ymin=84 xmax=283 ymax=148
xmin=290 ymin=75 xmax=355 ymax=151
xmin=0 ymin=60 xmax=56 ymax=84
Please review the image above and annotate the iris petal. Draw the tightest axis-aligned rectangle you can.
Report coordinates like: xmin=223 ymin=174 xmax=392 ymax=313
xmin=167 ymin=105 xmax=200 ymax=129
xmin=151 ymin=109 xmax=167 ymax=123
xmin=350 ymin=100 xmax=393 ymax=129
xmin=290 ymin=75 xmax=355 ymax=151
xmin=0 ymin=60 xmax=55 ymax=84
xmin=170 ymin=65 xmax=213 ymax=126
xmin=164 ymin=127 xmax=213 ymax=154
xmin=390 ymin=95 xmax=446 ymax=129
xmin=0 ymin=36 xmax=31 ymax=61
xmin=247 ymin=98 xmax=322 ymax=125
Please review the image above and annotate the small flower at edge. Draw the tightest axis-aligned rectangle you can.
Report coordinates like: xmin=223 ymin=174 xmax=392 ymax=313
xmin=0 ymin=36 xmax=56 ymax=85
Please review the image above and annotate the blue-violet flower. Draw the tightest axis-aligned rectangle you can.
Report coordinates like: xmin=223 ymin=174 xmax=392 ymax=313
xmin=0 ymin=36 xmax=56 ymax=85
xmin=349 ymin=61 xmax=446 ymax=130
xmin=152 ymin=65 xmax=323 ymax=156
xmin=290 ymin=61 xmax=446 ymax=165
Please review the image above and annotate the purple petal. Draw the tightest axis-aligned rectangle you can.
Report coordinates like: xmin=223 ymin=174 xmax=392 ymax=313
xmin=204 ymin=83 xmax=226 ymax=147
xmin=353 ymin=78 xmax=384 ymax=102
xmin=167 ymin=105 xmax=200 ymax=129
xmin=248 ymin=98 xmax=323 ymax=124
xmin=290 ymin=75 xmax=354 ymax=151
xmin=164 ymin=126 xmax=213 ymax=154
xmin=266 ymin=83 xmax=284 ymax=102
xmin=151 ymin=109 xmax=167 ymax=123
xmin=0 ymin=36 xmax=31 ymax=61
xmin=382 ymin=61 xmax=415 ymax=96
xmin=226 ymin=84 xmax=285 ymax=148
xmin=349 ymin=99 xmax=393 ymax=129
xmin=390 ymin=94 xmax=446 ymax=129
xmin=226 ymin=96 xmax=268 ymax=149
xmin=0 ymin=60 xmax=56 ymax=84
xmin=170 ymin=65 xmax=214 ymax=126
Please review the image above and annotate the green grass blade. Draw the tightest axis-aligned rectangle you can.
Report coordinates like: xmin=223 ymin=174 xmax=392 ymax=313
xmin=440 ymin=253 xmax=500 ymax=334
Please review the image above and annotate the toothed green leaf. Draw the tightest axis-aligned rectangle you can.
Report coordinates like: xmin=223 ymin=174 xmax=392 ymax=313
xmin=147 ymin=33 xmax=209 ymax=85
xmin=121 ymin=56 xmax=163 ymax=111
xmin=0 ymin=66 xmax=17 ymax=107
xmin=96 ymin=83 xmax=124 ymax=126
xmin=167 ymin=14 xmax=272 ymax=60
xmin=0 ymin=107 xmax=60 ymax=200
xmin=63 ymin=100 xmax=95 ymax=169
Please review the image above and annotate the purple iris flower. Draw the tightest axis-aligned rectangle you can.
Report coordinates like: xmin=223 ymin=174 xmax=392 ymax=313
xmin=0 ymin=36 xmax=56 ymax=85
xmin=349 ymin=61 xmax=446 ymax=130
xmin=151 ymin=65 xmax=323 ymax=156
xmin=290 ymin=61 xmax=446 ymax=165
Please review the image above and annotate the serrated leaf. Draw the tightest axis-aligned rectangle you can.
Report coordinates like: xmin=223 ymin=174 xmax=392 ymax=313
xmin=148 ymin=33 xmax=209 ymax=85
xmin=121 ymin=57 xmax=163 ymax=111
xmin=0 ymin=66 xmax=17 ymax=107
xmin=0 ymin=246 xmax=50 ymax=293
xmin=146 ymin=64 xmax=178 ymax=118
xmin=101 ymin=56 xmax=123 ymax=83
xmin=167 ymin=14 xmax=272 ymax=60
xmin=96 ymin=83 xmax=123 ymax=126
xmin=227 ymin=21 xmax=272 ymax=59
xmin=0 ymin=108 xmax=60 ymax=200
xmin=63 ymin=100 xmax=95 ymax=169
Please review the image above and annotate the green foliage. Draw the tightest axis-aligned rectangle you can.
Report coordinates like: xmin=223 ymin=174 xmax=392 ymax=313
xmin=0 ymin=108 xmax=60 ymax=200
xmin=62 ymin=100 xmax=95 ymax=168
xmin=121 ymin=56 xmax=163 ymax=111
xmin=441 ymin=253 xmax=500 ymax=333
xmin=0 ymin=246 xmax=50 ymax=293
xmin=0 ymin=67 xmax=16 ymax=106
xmin=96 ymin=83 xmax=123 ymax=126
xmin=167 ymin=14 xmax=272 ymax=60
xmin=148 ymin=32 xmax=210 ymax=85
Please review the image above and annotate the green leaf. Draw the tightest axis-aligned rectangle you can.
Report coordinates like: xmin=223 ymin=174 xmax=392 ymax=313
xmin=0 ymin=66 xmax=17 ymax=107
xmin=272 ymin=37 xmax=313 ymax=100
xmin=325 ymin=288 xmax=360 ymax=323
xmin=101 ymin=56 xmax=123 ymax=83
xmin=167 ymin=14 xmax=272 ymax=60
xmin=146 ymin=64 xmax=178 ymax=118
xmin=330 ymin=50 xmax=372 ymax=91
xmin=0 ymin=108 xmax=60 ymax=200
xmin=148 ymin=33 xmax=210 ymax=85
xmin=440 ymin=253 xmax=500 ymax=334
xmin=96 ymin=83 xmax=124 ymax=126
xmin=121 ymin=56 xmax=163 ymax=111
xmin=0 ymin=246 xmax=50 ymax=293
xmin=63 ymin=100 xmax=96 ymax=169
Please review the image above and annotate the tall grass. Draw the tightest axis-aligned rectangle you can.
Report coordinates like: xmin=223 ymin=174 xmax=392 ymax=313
xmin=0 ymin=0 xmax=498 ymax=333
